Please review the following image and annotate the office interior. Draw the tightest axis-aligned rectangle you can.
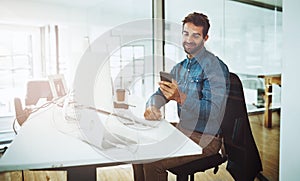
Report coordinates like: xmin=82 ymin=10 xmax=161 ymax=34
xmin=0 ymin=0 xmax=299 ymax=180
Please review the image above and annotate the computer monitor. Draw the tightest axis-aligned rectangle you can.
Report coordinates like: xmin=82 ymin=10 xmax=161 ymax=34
xmin=48 ymin=74 xmax=67 ymax=99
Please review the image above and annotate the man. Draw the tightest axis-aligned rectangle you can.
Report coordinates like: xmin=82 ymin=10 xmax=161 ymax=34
xmin=133 ymin=12 xmax=230 ymax=181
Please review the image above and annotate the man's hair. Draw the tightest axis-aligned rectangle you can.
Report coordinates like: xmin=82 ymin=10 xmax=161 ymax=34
xmin=182 ymin=12 xmax=210 ymax=37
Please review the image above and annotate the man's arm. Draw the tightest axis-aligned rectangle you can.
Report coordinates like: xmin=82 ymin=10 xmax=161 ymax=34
xmin=144 ymin=85 xmax=169 ymax=120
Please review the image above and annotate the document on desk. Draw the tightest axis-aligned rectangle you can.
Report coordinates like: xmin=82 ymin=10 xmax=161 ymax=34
xmin=0 ymin=104 xmax=202 ymax=172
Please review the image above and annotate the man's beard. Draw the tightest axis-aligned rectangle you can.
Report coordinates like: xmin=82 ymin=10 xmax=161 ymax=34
xmin=183 ymin=41 xmax=204 ymax=56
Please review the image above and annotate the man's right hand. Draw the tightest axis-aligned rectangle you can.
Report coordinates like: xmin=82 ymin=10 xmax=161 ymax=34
xmin=144 ymin=106 xmax=162 ymax=120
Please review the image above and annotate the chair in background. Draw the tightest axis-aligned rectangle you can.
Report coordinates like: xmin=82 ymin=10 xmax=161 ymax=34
xmin=168 ymin=73 xmax=263 ymax=181
xmin=25 ymin=80 xmax=53 ymax=106
xmin=14 ymin=80 xmax=53 ymax=126
xmin=14 ymin=97 xmax=28 ymax=126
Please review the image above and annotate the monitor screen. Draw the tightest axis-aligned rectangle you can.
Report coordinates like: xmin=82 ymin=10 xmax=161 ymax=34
xmin=48 ymin=74 xmax=67 ymax=99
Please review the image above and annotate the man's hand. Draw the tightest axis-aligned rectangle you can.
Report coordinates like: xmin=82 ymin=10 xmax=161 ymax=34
xmin=159 ymin=80 xmax=186 ymax=105
xmin=144 ymin=106 xmax=162 ymax=120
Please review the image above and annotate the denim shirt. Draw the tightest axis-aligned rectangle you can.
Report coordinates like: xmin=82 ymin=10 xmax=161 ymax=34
xmin=147 ymin=47 xmax=230 ymax=135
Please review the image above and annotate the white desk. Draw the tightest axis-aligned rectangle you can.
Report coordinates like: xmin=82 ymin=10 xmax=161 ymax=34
xmin=0 ymin=103 xmax=202 ymax=180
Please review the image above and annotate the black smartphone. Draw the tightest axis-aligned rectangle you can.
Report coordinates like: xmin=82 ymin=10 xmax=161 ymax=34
xmin=160 ymin=71 xmax=173 ymax=83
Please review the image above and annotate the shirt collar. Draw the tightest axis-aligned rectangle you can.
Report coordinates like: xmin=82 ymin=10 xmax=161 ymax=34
xmin=186 ymin=46 xmax=206 ymax=64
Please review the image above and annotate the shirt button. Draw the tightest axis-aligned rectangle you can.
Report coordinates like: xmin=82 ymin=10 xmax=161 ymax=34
xmin=188 ymin=69 xmax=190 ymax=72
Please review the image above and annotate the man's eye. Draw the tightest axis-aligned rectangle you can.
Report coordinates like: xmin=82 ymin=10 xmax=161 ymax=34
xmin=193 ymin=34 xmax=201 ymax=39
xmin=182 ymin=32 xmax=189 ymax=36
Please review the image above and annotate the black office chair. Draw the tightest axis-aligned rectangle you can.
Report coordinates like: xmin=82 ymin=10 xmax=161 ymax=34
xmin=168 ymin=153 xmax=227 ymax=181
xmin=168 ymin=73 xmax=262 ymax=181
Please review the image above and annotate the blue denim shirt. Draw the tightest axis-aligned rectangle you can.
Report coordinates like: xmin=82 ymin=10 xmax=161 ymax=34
xmin=147 ymin=47 xmax=230 ymax=135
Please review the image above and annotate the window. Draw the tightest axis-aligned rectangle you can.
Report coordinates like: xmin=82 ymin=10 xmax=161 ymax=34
xmin=0 ymin=24 xmax=68 ymax=116
xmin=0 ymin=25 xmax=39 ymax=116
xmin=110 ymin=45 xmax=145 ymax=93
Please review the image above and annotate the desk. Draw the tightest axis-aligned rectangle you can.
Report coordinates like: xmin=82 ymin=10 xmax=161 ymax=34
xmin=258 ymin=74 xmax=281 ymax=128
xmin=238 ymin=72 xmax=281 ymax=128
xmin=0 ymin=103 xmax=201 ymax=180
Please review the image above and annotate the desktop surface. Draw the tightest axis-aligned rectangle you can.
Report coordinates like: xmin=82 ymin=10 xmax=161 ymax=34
xmin=0 ymin=102 xmax=202 ymax=172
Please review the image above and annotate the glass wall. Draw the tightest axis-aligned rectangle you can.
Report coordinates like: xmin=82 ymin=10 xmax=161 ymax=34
xmin=84 ymin=0 xmax=153 ymax=108
xmin=165 ymin=1 xmax=282 ymax=180
xmin=165 ymin=0 xmax=282 ymax=73
xmin=0 ymin=0 xmax=283 ymax=178
xmin=0 ymin=0 xmax=282 ymax=126
xmin=165 ymin=0 xmax=282 ymax=111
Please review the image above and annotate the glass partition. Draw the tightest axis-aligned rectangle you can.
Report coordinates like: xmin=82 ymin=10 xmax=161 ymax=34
xmin=165 ymin=0 xmax=282 ymax=180
xmin=165 ymin=0 xmax=282 ymax=110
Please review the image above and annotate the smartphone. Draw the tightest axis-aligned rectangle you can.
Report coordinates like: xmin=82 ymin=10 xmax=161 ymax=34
xmin=160 ymin=71 xmax=173 ymax=83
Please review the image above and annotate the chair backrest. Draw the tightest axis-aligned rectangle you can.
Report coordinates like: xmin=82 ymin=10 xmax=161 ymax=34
xmin=221 ymin=73 xmax=247 ymax=146
xmin=168 ymin=73 xmax=262 ymax=181
xmin=14 ymin=80 xmax=53 ymax=126
xmin=221 ymin=72 xmax=262 ymax=180
xmin=25 ymin=80 xmax=53 ymax=106
xmin=14 ymin=97 xmax=28 ymax=126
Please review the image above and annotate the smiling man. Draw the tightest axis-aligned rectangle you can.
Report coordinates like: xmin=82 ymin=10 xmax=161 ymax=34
xmin=133 ymin=12 xmax=230 ymax=181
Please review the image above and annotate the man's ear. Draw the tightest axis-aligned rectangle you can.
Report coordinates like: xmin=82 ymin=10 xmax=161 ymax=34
xmin=204 ymin=35 xmax=209 ymax=41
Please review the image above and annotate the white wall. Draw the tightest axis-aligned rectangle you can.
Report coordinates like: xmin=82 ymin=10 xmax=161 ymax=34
xmin=280 ymin=0 xmax=300 ymax=180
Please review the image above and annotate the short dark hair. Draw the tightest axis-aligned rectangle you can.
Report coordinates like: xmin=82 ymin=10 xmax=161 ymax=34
xmin=182 ymin=12 xmax=210 ymax=37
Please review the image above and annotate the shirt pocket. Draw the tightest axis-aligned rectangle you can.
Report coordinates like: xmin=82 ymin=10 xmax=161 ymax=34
xmin=187 ymin=76 xmax=203 ymax=99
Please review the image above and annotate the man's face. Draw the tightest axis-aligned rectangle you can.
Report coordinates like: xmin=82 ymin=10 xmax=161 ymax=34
xmin=182 ymin=22 xmax=208 ymax=58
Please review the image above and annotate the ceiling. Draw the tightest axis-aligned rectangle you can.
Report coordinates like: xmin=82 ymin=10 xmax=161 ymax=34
xmin=232 ymin=0 xmax=282 ymax=10
xmin=252 ymin=0 xmax=282 ymax=7
xmin=29 ymin=0 xmax=104 ymax=8
xmin=26 ymin=0 xmax=283 ymax=8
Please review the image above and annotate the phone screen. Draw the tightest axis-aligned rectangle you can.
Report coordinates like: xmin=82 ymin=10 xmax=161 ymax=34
xmin=160 ymin=71 xmax=172 ymax=83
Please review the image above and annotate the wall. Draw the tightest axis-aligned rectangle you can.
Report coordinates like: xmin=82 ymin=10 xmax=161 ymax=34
xmin=280 ymin=0 xmax=300 ymax=180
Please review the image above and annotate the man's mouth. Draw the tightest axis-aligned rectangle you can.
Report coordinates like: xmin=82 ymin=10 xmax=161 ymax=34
xmin=184 ymin=43 xmax=195 ymax=49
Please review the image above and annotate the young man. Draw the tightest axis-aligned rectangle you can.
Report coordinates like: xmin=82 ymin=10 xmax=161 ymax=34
xmin=133 ymin=12 xmax=230 ymax=181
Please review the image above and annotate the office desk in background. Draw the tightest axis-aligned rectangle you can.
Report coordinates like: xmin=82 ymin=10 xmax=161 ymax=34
xmin=238 ymin=72 xmax=281 ymax=128
xmin=258 ymin=74 xmax=281 ymax=128
xmin=0 ymin=103 xmax=202 ymax=181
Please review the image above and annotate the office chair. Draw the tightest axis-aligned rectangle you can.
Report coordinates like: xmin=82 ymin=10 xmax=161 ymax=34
xmin=25 ymin=80 xmax=53 ymax=106
xmin=168 ymin=73 xmax=262 ymax=181
xmin=14 ymin=97 xmax=29 ymax=126
xmin=14 ymin=80 xmax=53 ymax=126
xmin=168 ymin=153 xmax=227 ymax=181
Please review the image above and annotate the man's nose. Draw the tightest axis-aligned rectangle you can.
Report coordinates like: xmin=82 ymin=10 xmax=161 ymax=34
xmin=185 ymin=35 xmax=193 ymax=43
